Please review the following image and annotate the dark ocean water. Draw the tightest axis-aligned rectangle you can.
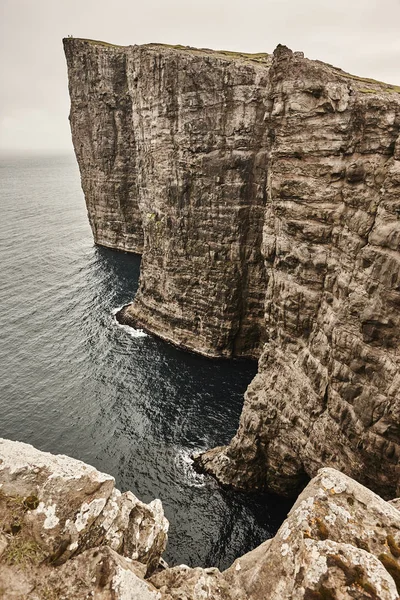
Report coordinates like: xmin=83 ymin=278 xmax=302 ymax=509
xmin=0 ymin=154 xmax=290 ymax=569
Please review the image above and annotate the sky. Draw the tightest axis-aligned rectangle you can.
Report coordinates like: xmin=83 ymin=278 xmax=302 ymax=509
xmin=1 ymin=0 xmax=400 ymax=154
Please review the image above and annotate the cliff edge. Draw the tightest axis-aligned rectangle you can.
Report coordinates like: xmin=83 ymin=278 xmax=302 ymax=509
xmin=64 ymin=38 xmax=400 ymax=499
xmin=2 ymin=439 xmax=400 ymax=599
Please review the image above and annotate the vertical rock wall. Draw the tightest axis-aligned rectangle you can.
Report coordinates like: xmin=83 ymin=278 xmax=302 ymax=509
xmin=64 ymin=40 xmax=143 ymax=253
xmin=64 ymin=39 xmax=400 ymax=498
xmin=65 ymin=39 xmax=272 ymax=358
xmin=124 ymin=46 xmax=271 ymax=357
xmin=197 ymin=47 xmax=400 ymax=498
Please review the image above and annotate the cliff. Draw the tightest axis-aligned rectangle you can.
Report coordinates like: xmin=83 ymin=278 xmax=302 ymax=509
xmin=64 ymin=38 xmax=272 ymax=358
xmin=2 ymin=439 xmax=400 ymax=599
xmin=64 ymin=39 xmax=400 ymax=498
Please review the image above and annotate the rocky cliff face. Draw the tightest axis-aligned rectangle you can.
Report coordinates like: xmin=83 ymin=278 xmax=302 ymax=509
xmin=195 ymin=47 xmax=400 ymax=499
xmin=64 ymin=40 xmax=144 ymax=253
xmin=65 ymin=38 xmax=272 ymax=358
xmin=2 ymin=440 xmax=400 ymax=600
xmin=64 ymin=39 xmax=400 ymax=498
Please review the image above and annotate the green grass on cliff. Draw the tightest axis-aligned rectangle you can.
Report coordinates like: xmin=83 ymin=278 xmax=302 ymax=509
xmin=149 ymin=44 xmax=270 ymax=63
xmin=330 ymin=66 xmax=400 ymax=94
xmin=77 ymin=38 xmax=124 ymax=48
xmin=71 ymin=38 xmax=269 ymax=64
xmin=68 ymin=38 xmax=399 ymax=88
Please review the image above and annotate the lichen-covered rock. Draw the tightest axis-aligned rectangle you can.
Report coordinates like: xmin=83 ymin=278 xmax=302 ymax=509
xmin=222 ymin=468 xmax=400 ymax=600
xmin=65 ymin=39 xmax=400 ymax=498
xmin=0 ymin=438 xmax=168 ymax=577
xmin=0 ymin=547 xmax=160 ymax=600
xmin=151 ymin=468 xmax=400 ymax=600
xmin=2 ymin=440 xmax=400 ymax=599
xmin=151 ymin=565 xmax=234 ymax=600
xmin=96 ymin=489 xmax=168 ymax=576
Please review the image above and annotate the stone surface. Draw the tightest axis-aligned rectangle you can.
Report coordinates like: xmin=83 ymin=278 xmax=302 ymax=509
xmin=0 ymin=438 xmax=168 ymax=583
xmin=390 ymin=499 xmax=400 ymax=511
xmin=0 ymin=547 xmax=160 ymax=600
xmin=222 ymin=468 xmax=400 ymax=600
xmin=152 ymin=468 xmax=400 ymax=600
xmin=65 ymin=38 xmax=400 ymax=498
xmin=2 ymin=440 xmax=400 ymax=599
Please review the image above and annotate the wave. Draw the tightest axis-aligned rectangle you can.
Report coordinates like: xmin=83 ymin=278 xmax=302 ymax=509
xmin=112 ymin=305 xmax=148 ymax=338
xmin=174 ymin=448 xmax=206 ymax=488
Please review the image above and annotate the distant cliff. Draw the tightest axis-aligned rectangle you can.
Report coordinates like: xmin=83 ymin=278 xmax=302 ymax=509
xmin=64 ymin=38 xmax=400 ymax=499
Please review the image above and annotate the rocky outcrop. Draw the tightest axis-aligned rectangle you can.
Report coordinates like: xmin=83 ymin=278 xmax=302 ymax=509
xmin=155 ymin=467 xmax=400 ymax=600
xmin=64 ymin=38 xmax=400 ymax=498
xmin=0 ymin=438 xmax=168 ymax=599
xmin=2 ymin=440 xmax=400 ymax=599
xmin=219 ymin=468 xmax=400 ymax=600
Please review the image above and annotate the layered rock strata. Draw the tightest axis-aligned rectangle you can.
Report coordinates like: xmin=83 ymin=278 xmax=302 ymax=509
xmin=64 ymin=40 xmax=143 ymax=253
xmin=195 ymin=47 xmax=400 ymax=499
xmin=2 ymin=439 xmax=400 ymax=600
xmin=65 ymin=38 xmax=272 ymax=358
xmin=65 ymin=39 xmax=400 ymax=497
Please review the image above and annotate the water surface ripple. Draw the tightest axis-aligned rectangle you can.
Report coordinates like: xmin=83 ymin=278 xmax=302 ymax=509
xmin=0 ymin=154 xmax=290 ymax=569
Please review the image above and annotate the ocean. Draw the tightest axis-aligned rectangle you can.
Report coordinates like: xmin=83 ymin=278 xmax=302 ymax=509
xmin=0 ymin=153 xmax=290 ymax=568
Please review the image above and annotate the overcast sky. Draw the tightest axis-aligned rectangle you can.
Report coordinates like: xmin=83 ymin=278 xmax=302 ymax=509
xmin=1 ymin=0 xmax=399 ymax=154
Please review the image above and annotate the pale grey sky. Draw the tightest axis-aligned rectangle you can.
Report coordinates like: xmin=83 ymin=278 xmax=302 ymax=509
xmin=1 ymin=0 xmax=399 ymax=153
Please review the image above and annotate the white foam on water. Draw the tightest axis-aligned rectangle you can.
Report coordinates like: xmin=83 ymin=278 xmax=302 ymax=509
xmin=112 ymin=306 xmax=148 ymax=338
xmin=111 ymin=305 xmax=128 ymax=316
xmin=175 ymin=448 xmax=206 ymax=488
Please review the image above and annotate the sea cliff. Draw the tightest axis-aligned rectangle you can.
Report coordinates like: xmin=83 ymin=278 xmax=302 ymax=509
xmin=64 ymin=38 xmax=400 ymax=499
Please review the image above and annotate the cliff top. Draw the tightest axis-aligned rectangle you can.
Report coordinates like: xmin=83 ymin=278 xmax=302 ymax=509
xmin=63 ymin=37 xmax=271 ymax=65
xmin=63 ymin=37 xmax=400 ymax=93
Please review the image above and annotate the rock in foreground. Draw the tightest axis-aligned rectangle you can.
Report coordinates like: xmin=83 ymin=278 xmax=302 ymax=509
xmin=0 ymin=438 xmax=168 ymax=598
xmin=1 ymin=439 xmax=400 ymax=599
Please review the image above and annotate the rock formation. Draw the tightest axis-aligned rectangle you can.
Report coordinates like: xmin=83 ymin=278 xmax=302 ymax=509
xmin=2 ymin=439 xmax=400 ymax=599
xmin=64 ymin=38 xmax=400 ymax=499
xmin=0 ymin=438 xmax=168 ymax=598
xmin=64 ymin=38 xmax=272 ymax=359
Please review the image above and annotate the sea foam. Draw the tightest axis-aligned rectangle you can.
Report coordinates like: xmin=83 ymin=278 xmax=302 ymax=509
xmin=112 ymin=306 xmax=148 ymax=338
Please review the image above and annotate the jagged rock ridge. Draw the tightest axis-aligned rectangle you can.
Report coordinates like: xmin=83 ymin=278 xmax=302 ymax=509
xmin=64 ymin=38 xmax=400 ymax=499
xmin=2 ymin=439 xmax=400 ymax=599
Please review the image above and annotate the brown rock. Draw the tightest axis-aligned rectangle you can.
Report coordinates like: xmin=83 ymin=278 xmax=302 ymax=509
xmin=0 ymin=438 xmax=168 ymax=574
xmin=64 ymin=38 xmax=400 ymax=498
xmin=2 ymin=441 xmax=400 ymax=599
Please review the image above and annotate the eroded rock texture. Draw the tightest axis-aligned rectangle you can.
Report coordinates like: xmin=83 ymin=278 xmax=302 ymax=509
xmin=3 ymin=440 xmax=400 ymax=600
xmin=196 ymin=47 xmax=400 ymax=499
xmin=64 ymin=39 xmax=400 ymax=497
xmin=65 ymin=38 xmax=271 ymax=358
xmin=220 ymin=468 xmax=400 ymax=600
xmin=151 ymin=468 xmax=400 ymax=600
xmin=0 ymin=438 xmax=168 ymax=599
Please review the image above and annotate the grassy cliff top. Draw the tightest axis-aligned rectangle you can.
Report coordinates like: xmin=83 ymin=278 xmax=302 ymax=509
xmin=65 ymin=37 xmax=270 ymax=64
xmin=63 ymin=38 xmax=399 ymax=90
